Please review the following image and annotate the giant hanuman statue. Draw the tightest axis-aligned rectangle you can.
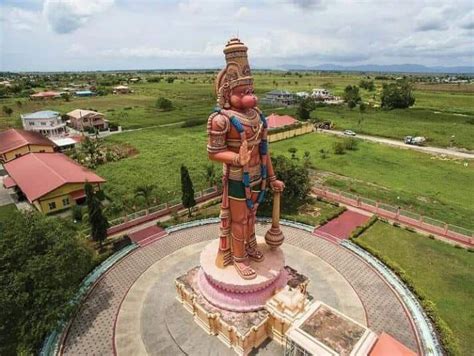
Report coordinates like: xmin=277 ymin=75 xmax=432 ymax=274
xmin=207 ymin=38 xmax=285 ymax=280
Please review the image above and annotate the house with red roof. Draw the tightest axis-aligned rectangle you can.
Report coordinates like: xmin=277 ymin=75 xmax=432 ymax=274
xmin=29 ymin=91 xmax=62 ymax=100
xmin=266 ymin=113 xmax=298 ymax=129
xmin=265 ymin=113 xmax=313 ymax=143
xmin=0 ymin=128 xmax=56 ymax=163
xmin=3 ymin=152 xmax=105 ymax=214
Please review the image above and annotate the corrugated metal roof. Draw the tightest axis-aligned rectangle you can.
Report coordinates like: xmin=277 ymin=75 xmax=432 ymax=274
xmin=0 ymin=129 xmax=56 ymax=154
xmin=4 ymin=152 xmax=105 ymax=202
xmin=21 ymin=110 xmax=60 ymax=119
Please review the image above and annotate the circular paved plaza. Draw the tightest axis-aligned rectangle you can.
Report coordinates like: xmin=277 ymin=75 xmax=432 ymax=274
xmin=61 ymin=222 xmax=421 ymax=355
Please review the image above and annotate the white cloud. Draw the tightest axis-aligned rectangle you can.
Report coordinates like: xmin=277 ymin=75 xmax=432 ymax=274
xmin=235 ymin=6 xmax=249 ymax=19
xmin=43 ymin=0 xmax=115 ymax=34
xmin=0 ymin=7 xmax=41 ymax=31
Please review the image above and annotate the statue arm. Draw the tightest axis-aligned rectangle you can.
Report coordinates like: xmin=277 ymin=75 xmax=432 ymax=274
xmin=207 ymin=113 xmax=240 ymax=165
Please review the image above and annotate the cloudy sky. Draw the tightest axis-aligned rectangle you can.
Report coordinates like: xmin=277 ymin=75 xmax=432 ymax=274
xmin=0 ymin=0 xmax=473 ymax=71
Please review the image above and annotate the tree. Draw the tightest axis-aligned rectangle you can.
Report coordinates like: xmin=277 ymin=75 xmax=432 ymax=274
xmin=180 ymin=165 xmax=196 ymax=217
xmin=288 ymin=147 xmax=298 ymax=160
xmin=2 ymin=105 xmax=13 ymax=116
xmin=343 ymin=85 xmax=361 ymax=109
xmin=156 ymin=97 xmax=173 ymax=111
xmin=296 ymin=97 xmax=315 ymax=121
xmin=381 ymin=81 xmax=415 ymax=110
xmin=260 ymin=155 xmax=310 ymax=213
xmin=359 ymin=79 xmax=375 ymax=91
xmin=85 ymin=182 xmax=109 ymax=248
xmin=134 ymin=184 xmax=156 ymax=209
xmin=0 ymin=210 xmax=93 ymax=354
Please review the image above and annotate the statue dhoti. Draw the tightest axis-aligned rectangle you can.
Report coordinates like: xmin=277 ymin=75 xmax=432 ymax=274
xmin=207 ymin=38 xmax=285 ymax=280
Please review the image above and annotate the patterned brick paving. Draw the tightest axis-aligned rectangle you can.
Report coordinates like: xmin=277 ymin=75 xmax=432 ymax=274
xmin=61 ymin=223 xmax=419 ymax=355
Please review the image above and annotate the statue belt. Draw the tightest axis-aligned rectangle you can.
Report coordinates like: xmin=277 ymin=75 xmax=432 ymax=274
xmin=228 ymin=164 xmax=261 ymax=181
xmin=227 ymin=137 xmax=261 ymax=148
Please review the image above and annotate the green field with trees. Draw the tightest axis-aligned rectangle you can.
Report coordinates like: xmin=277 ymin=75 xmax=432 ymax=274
xmin=271 ymin=133 xmax=474 ymax=228
xmin=355 ymin=221 xmax=474 ymax=355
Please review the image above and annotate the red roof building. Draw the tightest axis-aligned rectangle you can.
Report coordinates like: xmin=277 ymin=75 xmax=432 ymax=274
xmin=30 ymin=91 xmax=62 ymax=100
xmin=0 ymin=128 xmax=56 ymax=163
xmin=4 ymin=153 xmax=105 ymax=213
xmin=369 ymin=333 xmax=418 ymax=356
xmin=266 ymin=113 xmax=298 ymax=129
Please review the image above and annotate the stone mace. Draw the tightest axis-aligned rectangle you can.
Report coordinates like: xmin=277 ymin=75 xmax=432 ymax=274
xmin=264 ymin=190 xmax=285 ymax=248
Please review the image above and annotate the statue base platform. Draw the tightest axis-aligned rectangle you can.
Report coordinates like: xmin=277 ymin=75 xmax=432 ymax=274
xmin=198 ymin=237 xmax=288 ymax=312
xmin=175 ymin=265 xmax=311 ymax=356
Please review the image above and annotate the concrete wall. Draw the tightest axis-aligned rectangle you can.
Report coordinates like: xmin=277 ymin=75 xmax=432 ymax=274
xmin=268 ymin=123 xmax=313 ymax=143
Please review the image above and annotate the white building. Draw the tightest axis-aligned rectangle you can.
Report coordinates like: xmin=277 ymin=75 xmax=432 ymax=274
xmin=21 ymin=110 xmax=67 ymax=137
xmin=311 ymin=88 xmax=331 ymax=99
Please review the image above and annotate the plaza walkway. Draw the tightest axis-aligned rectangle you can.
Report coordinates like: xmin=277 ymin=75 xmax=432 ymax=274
xmin=313 ymin=210 xmax=371 ymax=243
xmin=60 ymin=223 xmax=421 ymax=355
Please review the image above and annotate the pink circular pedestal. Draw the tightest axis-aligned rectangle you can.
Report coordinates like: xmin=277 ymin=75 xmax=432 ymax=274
xmin=197 ymin=237 xmax=288 ymax=312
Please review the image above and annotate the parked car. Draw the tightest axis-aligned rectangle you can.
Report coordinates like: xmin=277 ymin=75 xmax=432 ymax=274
xmin=404 ymin=136 xmax=426 ymax=146
xmin=343 ymin=130 xmax=356 ymax=136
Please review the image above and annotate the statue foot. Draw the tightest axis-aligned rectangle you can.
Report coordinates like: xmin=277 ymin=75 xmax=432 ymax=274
xmin=233 ymin=259 xmax=257 ymax=280
xmin=246 ymin=246 xmax=264 ymax=262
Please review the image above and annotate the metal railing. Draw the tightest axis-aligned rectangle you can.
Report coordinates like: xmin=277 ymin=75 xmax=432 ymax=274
xmin=313 ymin=186 xmax=473 ymax=246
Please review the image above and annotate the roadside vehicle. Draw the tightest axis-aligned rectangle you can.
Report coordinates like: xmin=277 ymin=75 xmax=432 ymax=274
xmin=404 ymin=136 xmax=426 ymax=146
xmin=343 ymin=130 xmax=356 ymax=136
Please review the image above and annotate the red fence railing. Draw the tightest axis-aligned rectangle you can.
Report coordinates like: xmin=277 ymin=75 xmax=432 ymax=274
xmin=313 ymin=186 xmax=474 ymax=247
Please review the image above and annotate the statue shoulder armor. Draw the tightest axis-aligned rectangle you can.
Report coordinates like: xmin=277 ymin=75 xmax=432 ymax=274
xmin=207 ymin=112 xmax=230 ymax=133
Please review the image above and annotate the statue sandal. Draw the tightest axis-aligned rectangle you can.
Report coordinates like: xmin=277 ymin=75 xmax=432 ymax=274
xmin=246 ymin=235 xmax=264 ymax=262
xmin=233 ymin=255 xmax=257 ymax=280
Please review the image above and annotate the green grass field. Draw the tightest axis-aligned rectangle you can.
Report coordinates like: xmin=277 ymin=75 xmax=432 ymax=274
xmin=357 ymin=221 xmax=474 ymax=355
xmin=1 ymin=72 xmax=472 ymax=146
xmin=271 ymin=132 xmax=474 ymax=228
xmin=95 ymin=125 xmax=211 ymax=208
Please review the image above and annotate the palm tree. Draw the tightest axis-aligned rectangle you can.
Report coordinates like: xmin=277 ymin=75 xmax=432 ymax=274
xmin=203 ymin=164 xmax=217 ymax=188
xmin=134 ymin=184 xmax=156 ymax=212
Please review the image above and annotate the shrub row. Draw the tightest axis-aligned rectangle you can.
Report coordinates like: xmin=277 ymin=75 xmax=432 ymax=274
xmin=352 ymin=231 xmax=460 ymax=355
xmin=350 ymin=215 xmax=378 ymax=239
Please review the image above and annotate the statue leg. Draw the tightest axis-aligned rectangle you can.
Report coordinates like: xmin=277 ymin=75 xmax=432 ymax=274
xmin=246 ymin=192 xmax=264 ymax=262
xmin=229 ymin=198 xmax=256 ymax=280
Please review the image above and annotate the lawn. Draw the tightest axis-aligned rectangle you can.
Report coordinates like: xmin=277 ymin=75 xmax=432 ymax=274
xmin=271 ymin=133 xmax=474 ymax=229
xmin=356 ymin=221 xmax=474 ymax=355
xmin=95 ymin=124 xmax=211 ymax=210
xmin=272 ymin=105 xmax=474 ymax=150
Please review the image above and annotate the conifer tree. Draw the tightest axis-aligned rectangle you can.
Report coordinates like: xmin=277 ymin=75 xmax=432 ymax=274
xmin=180 ymin=165 xmax=196 ymax=217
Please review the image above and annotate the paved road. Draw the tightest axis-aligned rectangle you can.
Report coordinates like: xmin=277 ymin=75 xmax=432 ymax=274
xmin=61 ymin=223 xmax=420 ymax=355
xmin=318 ymin=129 xmax=474 ymax=159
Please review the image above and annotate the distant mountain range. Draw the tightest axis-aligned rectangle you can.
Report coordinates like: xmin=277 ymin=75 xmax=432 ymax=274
xmin=278 ymin=63 xmax=474 ymax=74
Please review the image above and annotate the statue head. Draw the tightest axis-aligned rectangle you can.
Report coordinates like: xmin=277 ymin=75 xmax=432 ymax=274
xmin=215 ymin=38 xmax=258 ymax=110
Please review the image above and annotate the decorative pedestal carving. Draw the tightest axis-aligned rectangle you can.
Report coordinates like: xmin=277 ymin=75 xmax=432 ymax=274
xmin=175 ymin=264 xmax=310 ymax=356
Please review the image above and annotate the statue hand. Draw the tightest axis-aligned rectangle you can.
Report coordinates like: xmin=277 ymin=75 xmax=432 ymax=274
xmin=239 ymin=140 xmax=251 ymax=166
xmin=270 ymin=179 xmax=285 ymax=192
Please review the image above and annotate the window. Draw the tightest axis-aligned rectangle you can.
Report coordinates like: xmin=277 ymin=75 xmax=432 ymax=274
xmin=62 ymin=198 xmax=70 ymax=206
xmin=29 ymin=122 xmax=35 ymax=126
xmin=41 ymin=122 xmax=46 ymax=126
xmin=48 ymin=202 xmax=56 ymax=210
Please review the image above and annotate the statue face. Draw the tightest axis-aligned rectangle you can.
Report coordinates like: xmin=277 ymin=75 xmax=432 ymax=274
xmin=229 ymin=85 xmax=258 ymax=110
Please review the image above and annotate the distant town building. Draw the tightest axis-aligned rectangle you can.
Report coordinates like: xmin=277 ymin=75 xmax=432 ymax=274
xmin=311 ymin=88 xmax=331 ymax=99
xmin=3 ymin=152 xmax=105 ymax=214
xmin=113 ymin=85 xmax=132 ymax=94
xmin=30 ymin=91 xmax=62 ymax=100
xmin=50 ymin=137 xmax=78 ymax=151
xmin=21 ymin=110 xmax=67 ymax=137
xmin=266 ymin=114 xmax=298 ymax=130
xmin=262 ymin=89 xmax=296 ymax=106
xmin=74 ymin=90 xmax=95 ymax=97
xmin=0 ymin=80 xmax=12 ymax=87
xmin=0 ymin=128 xmax=56 ymax=163
xmin=295 ymin=92 xmax=310 ymax=98
xmin=67 ymin=109 xmax=109 ymax=131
